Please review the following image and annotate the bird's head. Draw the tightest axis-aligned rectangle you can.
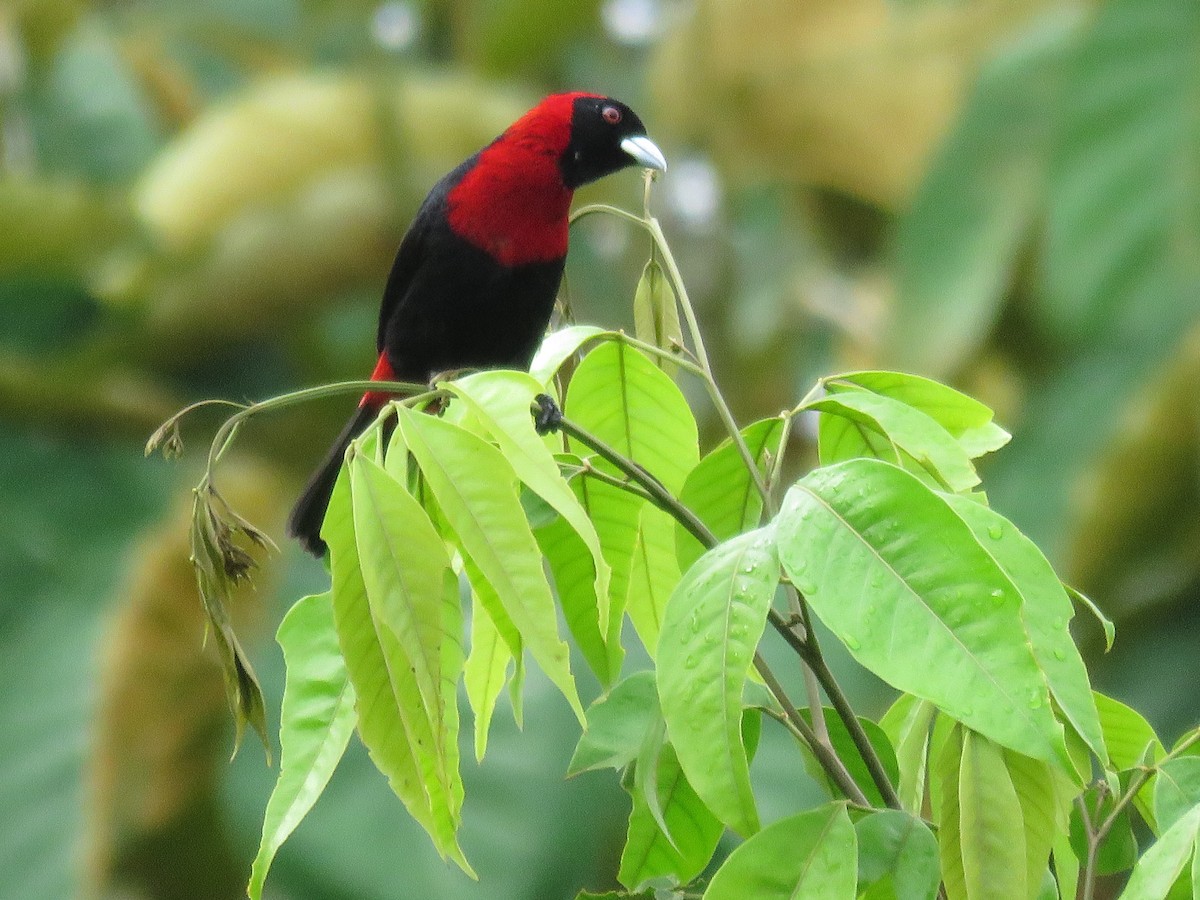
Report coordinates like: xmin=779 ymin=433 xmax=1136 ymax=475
xmin=505 ymin=93 xmax=667 ymax=190
xmin=559 ymin=95 xmax=667 ymax=188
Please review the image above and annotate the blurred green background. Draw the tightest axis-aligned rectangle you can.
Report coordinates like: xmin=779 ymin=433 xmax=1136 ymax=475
xmin=3 ymin=0 xmax=1198 ymax=897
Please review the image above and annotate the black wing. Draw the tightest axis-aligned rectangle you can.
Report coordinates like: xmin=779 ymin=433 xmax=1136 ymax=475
xmin=375 ymin=154 xmax=479 ymax=353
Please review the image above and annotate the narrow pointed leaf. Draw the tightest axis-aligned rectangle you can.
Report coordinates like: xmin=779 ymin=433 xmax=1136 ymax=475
xmin=881 ymin=693 xmax=936 ymax=814
xmin=350 ymin=454 xmax=463 ymax=793
xmin=447 ymin=370 xmax=611 ymax=625
xmin=1066 ymin=585 xmax=1115 ymax=651
xmin=632 ymin=258 xmax=683 ymax=372
xmin=324 ymin=467 xmax=473 ymax=874
xmin=248 ymin=592 xmax=356 ymax=900
xmin=536 ymin=497 xmax=624 ymax=685
xmin=619 ymin=741 xmax=724 ymax=891
xmin=657 ymin=529 xmax=778 ymax=837
xmin=777 ymin=459 xmax=1068 ymax=769
xmin=1003 ymin=749 xmax=1066 ymax=900
xmin=463 ymin=598 xmax=510 ymax=762
xmin=703 ymin=803 xmax=857 ymax=900
xmin=959 ymin=731 xmax=1027 ymax=900
xmin=943 ymin=493 xmax=1106 ymax=768
xmin=396 ymin=407 xmax=583 ymax=721
xmin=933 ymin=724 xmax=967 ymax=900
xmin=625 ymin=504 xmax=682 ymax=654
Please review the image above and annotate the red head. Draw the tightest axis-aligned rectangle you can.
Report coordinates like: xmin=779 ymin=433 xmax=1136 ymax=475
xmin=447 ymin=93 xmax=665 ymax=267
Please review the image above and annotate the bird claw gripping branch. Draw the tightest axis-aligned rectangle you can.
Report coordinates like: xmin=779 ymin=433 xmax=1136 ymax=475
xmin=532 ymin=393 xmax=563 ymax=435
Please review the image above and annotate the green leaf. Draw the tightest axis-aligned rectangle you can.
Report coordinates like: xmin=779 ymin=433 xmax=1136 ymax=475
xmin=324 ymin=466 xmax=473 ymax=874
xmin=463 ymin=598 xmax=511 ymax=762
xmin=657 ymin=529 xmax=778 ymax=837
xmin=569 ymin=671 xmax=659 ymax=776
xmin=776 ymin=459 xmax=1069 ymax=770
xmin=1119 ymin=804 xmax=1200 ymax=900
xmin=1096 ymin=692 xmax=1165 ymax=770
xmin=619 ymin=740 xmax=723 ymax=891
xmin=248 ymin=592 xmax=356 ymax=900
xmin=1003 ymin=749 xmax=1068 ymax=900
xmin=448 ymin=370 xmax=619 ymax=685
xmin=632 ymin=258 xmax=683 ymax=372
xmin=350 ymin=453 xmax=464 ymax=803
xmin=570 ymin=475 xmax=643 ymax=655
xmin=1066 ymin=584 xmax=1115 ymax=652
xmin=536 ymin=486 xmax=624 ymax=685
xmin=676 ymin=416 xmax=784 ymax=571
xmin=566 ymin=340 xmax=699 ymax=653
xmin=933 ymin=723 xmax=968 ymax=900
xmin=626 ymin=503 xmax=683 ymax=654
xmin=1053 ymin=829 xmax=1080 ymax=900
xmin=566 ymin=340 xmax=698 ymax=495
xmin=1155 ymin=758 xmax=1200 ymax=833
xmin=808 ymin=390 xmax=981 ymax=492
xmin=855 ymin=810 xmax=940 ymax=900
xmin=530 ymin=325 xmax=607 ymax=385
xmin=446 ymin=370 xmax=611 ymax=625
xmin=880 ymin=694 xmax=936 ymax=814
xmin=885 ymin=17 xmax=1074 ymax=377
xmin=825 ymin=372 xmax=1011 ymax=459
xmin=703 ymin=803 xmax=857 ymax=900
xmin=959 ymin=730 xmax=1028 ymax=900
xmin=395 ymin=407 xmax=583 ymax=722
xmin=941 ymin=493 xmax=1106 ymax=769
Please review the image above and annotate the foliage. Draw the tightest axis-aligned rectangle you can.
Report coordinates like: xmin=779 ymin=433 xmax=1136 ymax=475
xmin=158 ymin=191 xmax=1199 ymax=900
xmin=6 ymin=1 xmax=1200 ymax=898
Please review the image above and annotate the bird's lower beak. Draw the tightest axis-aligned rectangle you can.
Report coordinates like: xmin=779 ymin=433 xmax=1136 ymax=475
xmin=620 ymin=135 xmax=667 ymax=173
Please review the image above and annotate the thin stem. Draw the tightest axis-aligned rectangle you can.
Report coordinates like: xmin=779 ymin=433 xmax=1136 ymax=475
xmin=555 ymin=413 xmax=715 ymax=548
xmin=576 ymin=461 xmax=658 ymax=506
xmin=1078 ymin=794 xmax=1099 ymax=900
xmin=645 ymin=215 xmax=710 ymax=373
xmin=768 ymin=609 xmax=903 ymax=810
xmin=569 ymin=203 xmax=650 ymax=230
xmin=201 ymin=378 xmax=428 ymax=476
xmin=754 ymin=653 xmax=871 ymax=807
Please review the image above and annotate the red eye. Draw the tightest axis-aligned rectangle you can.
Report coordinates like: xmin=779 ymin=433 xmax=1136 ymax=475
xmin=602 ymin=105 xmax=622 ymax=125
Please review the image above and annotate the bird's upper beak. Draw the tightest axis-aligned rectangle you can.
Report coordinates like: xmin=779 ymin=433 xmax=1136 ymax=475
xmin=620 ymin=135 xmax=667 ymax=173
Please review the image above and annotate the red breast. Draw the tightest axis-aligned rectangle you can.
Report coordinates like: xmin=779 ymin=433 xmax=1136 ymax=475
xmin=446 ymin=92 xmax=601 ymax=268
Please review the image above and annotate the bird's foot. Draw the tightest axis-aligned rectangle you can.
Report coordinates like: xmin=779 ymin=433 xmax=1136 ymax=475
xmin=533 ymin=394 xmax=563 ymax=434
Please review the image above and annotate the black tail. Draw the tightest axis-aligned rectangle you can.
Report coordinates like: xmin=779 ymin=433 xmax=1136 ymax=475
xmin=288 ymin=404 xmax=379 ymax=557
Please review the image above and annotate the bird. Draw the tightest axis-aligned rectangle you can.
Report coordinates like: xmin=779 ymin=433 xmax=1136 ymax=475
xmin=287 ymin=92 xmax=666 ymax=556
